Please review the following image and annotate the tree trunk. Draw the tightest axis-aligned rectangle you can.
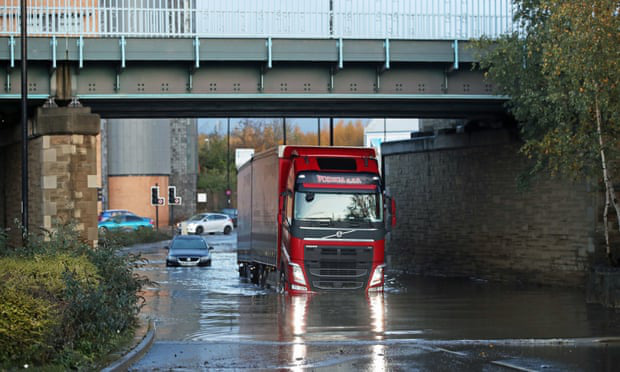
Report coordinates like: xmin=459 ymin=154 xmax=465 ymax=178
xmin=595 ymin=95 xmax=620 ymax=264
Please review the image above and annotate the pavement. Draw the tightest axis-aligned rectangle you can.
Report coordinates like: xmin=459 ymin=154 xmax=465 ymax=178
xmin=102 ymin=318 xmax=156 ymax=372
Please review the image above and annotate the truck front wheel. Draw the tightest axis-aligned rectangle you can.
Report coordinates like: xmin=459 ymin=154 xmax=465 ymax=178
xmin=276 ymin=267 xmax=287 ymax=294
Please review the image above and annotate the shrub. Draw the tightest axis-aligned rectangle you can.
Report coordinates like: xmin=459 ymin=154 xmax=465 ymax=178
xmin=0 ymin=254 xmax=98 ymax=366
xmin=0 ymin=223 xmax=151 ymax=369
xmin=99 ymin=227 xmax=171 ymax=247
xmin=0 ymin=285 xmax=59 ymax=365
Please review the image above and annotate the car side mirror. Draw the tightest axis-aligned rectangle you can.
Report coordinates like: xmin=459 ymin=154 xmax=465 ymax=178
xmin=164 ymin=246 xmax=169 ymax=250
xmin=208 ymin=247 xmax=214 ymax=251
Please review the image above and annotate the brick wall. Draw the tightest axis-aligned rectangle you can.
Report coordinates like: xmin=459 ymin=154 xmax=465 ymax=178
xmin=108 ymin=175 xmax=169 ymax=228
xmin=382 ymin=130 xmax=600 ymax=287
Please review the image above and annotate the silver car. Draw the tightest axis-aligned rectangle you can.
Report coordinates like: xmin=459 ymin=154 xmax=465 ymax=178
xmin=184 ymin=213 xmax=234 ymax=235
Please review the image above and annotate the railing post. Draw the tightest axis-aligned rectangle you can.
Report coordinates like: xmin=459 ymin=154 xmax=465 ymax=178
xmin=194 ymin=36 xmax=200 ymax=69
xmin=452 ymin=39 xmax=459 ymax=70
xmin=120 ymin=36 xmax=126 ymax=69
xmin=77 ymin=36 xmax=83 ymax=69
xmin=266 ymin=37 xmax=272 ymax=69
xmin=9 ymin=36 xmax=15 ymax=68
xmin=384 ymin=38 xmax=390 ymax=70
xmin=337 ymin=37 xmax=343 ymax=70
xmin=51 ymin=36 xmax=57 ymax=69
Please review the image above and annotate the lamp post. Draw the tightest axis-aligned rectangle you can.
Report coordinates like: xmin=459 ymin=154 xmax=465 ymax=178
xmin=226 ymin=118 xmax=230 ymax=205
xmin=21 ymin=0 xmax=28 ymax=240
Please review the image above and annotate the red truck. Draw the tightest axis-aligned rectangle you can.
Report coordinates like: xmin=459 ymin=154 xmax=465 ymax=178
xmin=237 ymin=145 xmax=395 ymax=293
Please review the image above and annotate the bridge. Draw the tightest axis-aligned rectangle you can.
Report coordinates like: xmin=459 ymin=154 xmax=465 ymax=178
xmin=0 ymin=1 xmax=516 ymax=248
xmin=0 ymin=0 xmax=514 ymax=119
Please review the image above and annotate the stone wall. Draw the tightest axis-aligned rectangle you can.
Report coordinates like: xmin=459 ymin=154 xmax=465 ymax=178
xmin=382 ymin=129 xmax=600 ymax=287
xmin=0 ymin=137 xmax=44 ymax=244
xmin=0 ymin=114 xmax=99 ymax=247
xmin=40 ymin=134 xmax=99 ymax=245
xmin=0 ymin=142 xmax=25 ymax=239
xmin=169 ymin=118 xmax=197 ymax=222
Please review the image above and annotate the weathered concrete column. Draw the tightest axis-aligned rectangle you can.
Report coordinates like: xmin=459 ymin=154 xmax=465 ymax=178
xmin=33 ymin=106 xmax=100 ymax=246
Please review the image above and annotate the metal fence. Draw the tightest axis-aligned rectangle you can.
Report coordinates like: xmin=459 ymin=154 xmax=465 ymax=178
xmin=0 ymin=0 xmax=514 ymax=39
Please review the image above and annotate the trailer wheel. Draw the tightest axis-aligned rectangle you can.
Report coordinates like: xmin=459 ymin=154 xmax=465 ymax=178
xmin=258 ymin=265 xmax=267 ymax=288
xmin=246 ymin=265 xmax=253 ymax=282
xmin=250 ymin=265 xmax=259 ymax=284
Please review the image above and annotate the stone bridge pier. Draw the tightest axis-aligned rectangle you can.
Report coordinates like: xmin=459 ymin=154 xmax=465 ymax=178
xmin=0 ymin=105 xmax=100 ymax=247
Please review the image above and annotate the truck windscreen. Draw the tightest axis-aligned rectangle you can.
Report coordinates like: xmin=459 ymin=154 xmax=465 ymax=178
xmin=294 ymin=192 xmax=383 ymax=223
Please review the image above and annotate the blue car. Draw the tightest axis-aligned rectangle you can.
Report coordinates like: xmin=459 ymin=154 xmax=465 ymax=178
xmin=98 ymin=214 xmax=154 ymax=232
xmin=98 ymin=209 xmax=137 ymax=222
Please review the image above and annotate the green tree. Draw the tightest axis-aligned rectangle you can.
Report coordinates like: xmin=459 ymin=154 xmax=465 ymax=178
xmin=197 ymin=132 xmax=235 ymax=193
xmin=474 ymin=0 xmax=620 ymax=262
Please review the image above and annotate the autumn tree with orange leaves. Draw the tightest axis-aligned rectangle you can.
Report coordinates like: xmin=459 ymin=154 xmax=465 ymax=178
xmin=475 ymin=0 xmax=620 ymax=263
xmin=198 ymin=119 xmax=365 ymax=196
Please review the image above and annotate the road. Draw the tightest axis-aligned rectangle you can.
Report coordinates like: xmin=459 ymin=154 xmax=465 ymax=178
xmin=128 ymin=233 xmax=620 ymax=371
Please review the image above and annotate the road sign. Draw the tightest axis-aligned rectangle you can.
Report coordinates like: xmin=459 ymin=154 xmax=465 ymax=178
xmin=173 ymin=196 xmax=182 ymax=205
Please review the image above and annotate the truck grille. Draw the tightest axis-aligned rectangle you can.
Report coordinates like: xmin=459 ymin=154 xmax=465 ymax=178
xmin=304 ymin=245 xmax=373 ymax=291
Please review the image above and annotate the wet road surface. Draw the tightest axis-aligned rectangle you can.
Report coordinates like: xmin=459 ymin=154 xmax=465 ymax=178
xmin=128 ymin=233 xmax=620 ymax=371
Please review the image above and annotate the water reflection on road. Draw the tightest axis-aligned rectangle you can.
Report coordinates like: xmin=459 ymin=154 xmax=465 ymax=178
xmin=131 ymin=237 xmax=620 ymax=370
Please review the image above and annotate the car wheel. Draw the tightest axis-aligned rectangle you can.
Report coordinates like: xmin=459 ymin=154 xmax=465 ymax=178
xmin=224 ymin=226 xmax=232 ymax=235
xmin=205 ymin=260 xmax=212 ymax=267
xmin=98 ymin=226 xmax=108 ymax=233
xmin=195 ymin=226 xmax=203 ymax=235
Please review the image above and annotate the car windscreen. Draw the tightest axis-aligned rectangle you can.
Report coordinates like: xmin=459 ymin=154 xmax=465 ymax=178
xmin=294 ymin=192 xmax=383 ymax=223
xmin=171 ymin=239 xmax=207 ymax=250
xmin=189 ymin=214 xmax=205 ymax=221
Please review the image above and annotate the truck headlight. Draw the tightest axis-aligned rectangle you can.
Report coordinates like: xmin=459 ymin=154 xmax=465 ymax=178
xmin=369 ymin=264 xmax=385 ymax=287
xmin=290 ymin=262 xmax=306 ymax=286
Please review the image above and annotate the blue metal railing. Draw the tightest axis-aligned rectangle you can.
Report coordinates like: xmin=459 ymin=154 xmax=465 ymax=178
xmin=0 ymin=0 xmax=514 ymax=40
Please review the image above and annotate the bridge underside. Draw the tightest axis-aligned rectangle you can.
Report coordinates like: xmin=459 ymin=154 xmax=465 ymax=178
xmin=0 ymin=38 xmax=507 ymax=120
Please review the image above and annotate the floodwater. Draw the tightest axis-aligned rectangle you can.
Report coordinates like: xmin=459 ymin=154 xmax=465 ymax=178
xmin=129 ymin=235 xmax=620 ymax=371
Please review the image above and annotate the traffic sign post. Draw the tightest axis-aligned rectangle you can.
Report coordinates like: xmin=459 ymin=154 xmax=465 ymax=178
xmin=151 ymin=184 xmax=164 ymax=231
xmin=168 ymin=186 xmax=182 ymax=235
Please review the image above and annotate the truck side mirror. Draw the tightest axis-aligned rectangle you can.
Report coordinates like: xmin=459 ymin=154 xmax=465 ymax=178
xmin=279 ymin=191 xmax=287 ymax=225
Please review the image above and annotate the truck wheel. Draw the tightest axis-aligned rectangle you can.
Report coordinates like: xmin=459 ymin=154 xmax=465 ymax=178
xmin=223 ymin=226 xmax=232 ymax=235
xmin=276 ymin=268 xmax=286 ymax=294
xmin=250 ymin=265 xmax=259 ymax=284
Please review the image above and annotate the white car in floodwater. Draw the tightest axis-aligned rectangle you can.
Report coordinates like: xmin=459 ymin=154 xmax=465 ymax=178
xmin=179 ymin=213 xmax=234 ymax=235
